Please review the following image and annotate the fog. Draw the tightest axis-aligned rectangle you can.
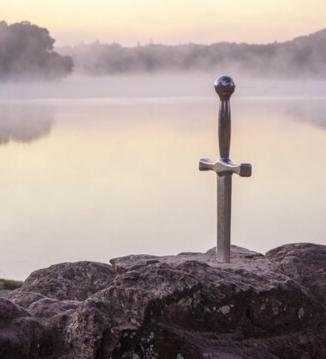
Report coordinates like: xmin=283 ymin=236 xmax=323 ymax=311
xmin=0 ymin=73 xmax=326 ymax=101
xmin=58 ymin=29 xmax=326 ymax=79
xmin=1 ymin=21 xmax=326 ymax=82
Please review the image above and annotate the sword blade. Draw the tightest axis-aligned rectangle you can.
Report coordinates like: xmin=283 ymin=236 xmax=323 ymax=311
xmin=217 ymin=174 xmax=232 ymax=263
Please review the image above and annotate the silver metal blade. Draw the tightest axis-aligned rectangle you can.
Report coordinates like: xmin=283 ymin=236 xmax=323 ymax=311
xmin=217 ymin=174 xmax=232 ymax=263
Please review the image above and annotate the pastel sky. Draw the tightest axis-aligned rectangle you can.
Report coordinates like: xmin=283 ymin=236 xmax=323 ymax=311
xmin=1 ymin=0 xmax=325 ymax=46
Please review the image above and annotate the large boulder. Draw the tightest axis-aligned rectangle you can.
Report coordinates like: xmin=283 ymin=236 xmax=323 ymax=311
xmin=10 ymin=261 xmax=115 ymax=301
xmin=266 ymin=243 xmax=326 ymax=304
xmin=3 ymin=244 xmax=326 ymax=358
xmin=65 ymin=248 xmax=325 ymax=359
xmin=0 ymin=298 xmax=58 ymax=359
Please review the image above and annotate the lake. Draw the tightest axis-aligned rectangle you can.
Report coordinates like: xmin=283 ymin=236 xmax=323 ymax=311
xmin=1 ymin=75 xmax=326 ymax=279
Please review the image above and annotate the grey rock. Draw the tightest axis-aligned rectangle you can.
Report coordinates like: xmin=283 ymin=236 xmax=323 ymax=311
xmin=266 ymin=243 xmax=326 ymax=305
xmin=13 ymin=261 xmax=115 ymax=301
xmin=28 ymin=297 xmax=80 ymax=318
xmin=0 ymin=298 xmax=58 ymax=359
xmin=9 ymin=291 xmax=80 ymax=319
xmin=2 ymin=244 xmax=326 ymax=359
xmin=9 ymin=291 xmax=47 ymax=308
xmin=67 ymin=261 xmax=202 ymax=358
xmin=109 ymin=245 xmax=268 ymax=273
xmin=67 ymin=246 xmax=325 ymax=359
xmin=0 ymin=297 xmax=29 ymax=321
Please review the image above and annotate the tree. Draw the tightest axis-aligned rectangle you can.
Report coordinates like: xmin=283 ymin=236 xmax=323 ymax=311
xmin=0 ymin=21 xmax=73 ymax=80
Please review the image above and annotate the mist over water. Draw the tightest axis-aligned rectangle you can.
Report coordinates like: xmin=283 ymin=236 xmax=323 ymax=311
xmin=0 ymin=74 xmax=326 ymax=279
xmin=0 ymin=73 xmax=326 ymax=99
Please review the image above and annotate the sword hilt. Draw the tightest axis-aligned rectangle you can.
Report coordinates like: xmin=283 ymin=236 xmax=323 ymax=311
xmin=214 ymin=76 xmax=235 ymax=160
xmin=199 ymin=75 xmax=252 ymax=178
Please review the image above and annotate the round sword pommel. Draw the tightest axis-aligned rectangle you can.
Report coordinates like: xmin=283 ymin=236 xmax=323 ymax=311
xmin=214 ymin=76 xmax=235 ymax=101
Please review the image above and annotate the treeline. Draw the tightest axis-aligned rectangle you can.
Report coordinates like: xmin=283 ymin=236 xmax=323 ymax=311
xmin=1 ymin=20 xmax=326 ymax=79
xmin=59 ymin=29 xmax=326 ymax=78
xmin=0 ymin=21 xmax=73 ymax=80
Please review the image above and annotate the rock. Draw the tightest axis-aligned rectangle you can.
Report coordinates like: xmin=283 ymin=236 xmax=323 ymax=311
xmin=110 ymin=246 xmax=267 ymax=273
xmin=12 ymin=261 xmax=115 ymax=301
xmin=67 ymin=246 xmax=325 ymax=358
xmin=266 ymin=243 xmax=326 ymax=304
xmin=9 ymin=291 xmax=47 ymax=308
xmin=0 ymin=297 xmax=29 ymax=321
xmin=2 ymin=244 xmax=326 ymax=358
xmin=28 ymin=297 xmax=80 ymax=319
xmin=0 ymin=298 xmax=58 ymax=359
xmin=29 ymin=296 xmax=81 ymax=336
xmin=9 ymin=291 xmax=79 ymax=318
xmin=67 ymin=261 xmax=202 ymax=358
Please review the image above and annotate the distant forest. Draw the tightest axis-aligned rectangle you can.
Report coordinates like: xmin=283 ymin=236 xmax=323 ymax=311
xmin=1 ymin=21 xmax=326 ymax=79
xmin=0 ymin=21 xmax=73 ymax=80
xmin=59 ymin=29 xmax=326 ymax=78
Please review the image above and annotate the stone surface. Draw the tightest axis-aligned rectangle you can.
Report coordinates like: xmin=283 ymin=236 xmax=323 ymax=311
xmin=2 ymin=243 xmax=326 ymax=358
xmin=11 ymin=261 xmax=115 ymax=301
xmin=266 ymin=243 xmax=326 ymax=304
xmin=0 ymin=298 xmax=59 ymax=359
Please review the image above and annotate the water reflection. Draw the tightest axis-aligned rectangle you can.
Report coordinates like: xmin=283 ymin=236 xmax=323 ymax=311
xmin=285 ymin=100 xmax=326 ymax=130
xmin=239 ymin=98 xmax=326 ymax=130
xmin=0 ymin=104 xmax=54 ymax=145
xmin=0 ymin=97 xmax=326 ymax=280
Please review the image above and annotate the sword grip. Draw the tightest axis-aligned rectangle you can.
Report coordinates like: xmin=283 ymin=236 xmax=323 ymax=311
xmin=218 ymin=100 xmax=231 ymax=159
xmin=214 ymin=76 xmax=235 ymax=160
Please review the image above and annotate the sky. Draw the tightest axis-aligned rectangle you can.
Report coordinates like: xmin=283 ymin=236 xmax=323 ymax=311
xmin=1 ymin=0 xmax=325 ymax=46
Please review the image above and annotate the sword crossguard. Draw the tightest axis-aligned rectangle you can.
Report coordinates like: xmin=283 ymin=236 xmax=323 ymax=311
xmin=199 ymin=158 xmax=252 ymax=177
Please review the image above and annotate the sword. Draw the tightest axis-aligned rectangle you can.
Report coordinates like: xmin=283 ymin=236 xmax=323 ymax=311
xmin=199 ymin=76 xmax=252 ymax=263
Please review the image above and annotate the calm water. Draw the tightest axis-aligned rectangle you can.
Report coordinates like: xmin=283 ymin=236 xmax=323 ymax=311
xmin=1 ymin=80 xmax=326 ymax=279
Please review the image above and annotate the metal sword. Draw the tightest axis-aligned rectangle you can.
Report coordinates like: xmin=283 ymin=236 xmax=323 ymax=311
xmin=199 ymin=76 xmax=252 ymax=263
